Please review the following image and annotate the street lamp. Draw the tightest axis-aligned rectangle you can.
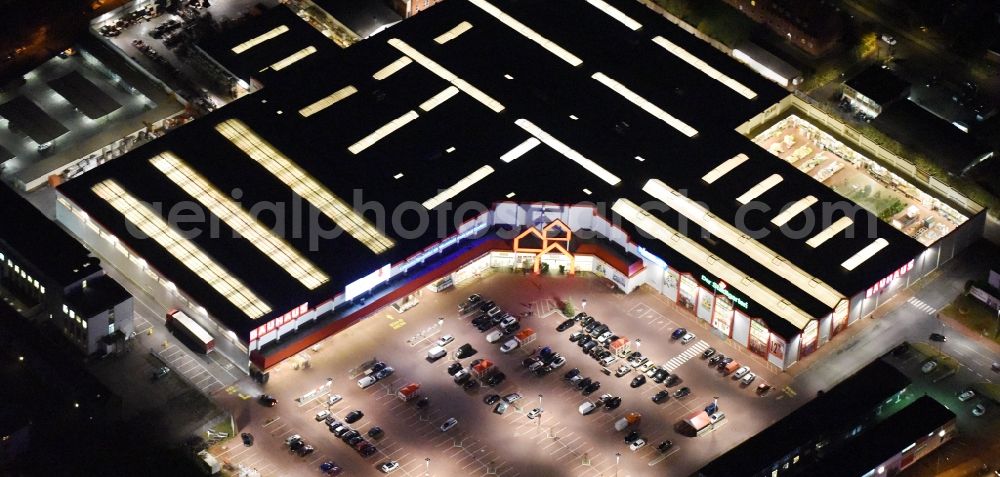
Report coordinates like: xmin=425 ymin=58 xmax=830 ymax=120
xmin=425 ymin=457 xmax=430 ymax=476
xmin=538 ymin=394 xmax=543 ymax=428
xmin=326 ymin=377 xmax=334 ymax=412
xmin=615 ymin=452 xmax=621 ymax=477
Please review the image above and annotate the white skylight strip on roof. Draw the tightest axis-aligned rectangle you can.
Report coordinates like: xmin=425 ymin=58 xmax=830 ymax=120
xmin=468 ymin=0 xmax=583 ymax=66
xmin=515 ymin=118 xmax=621 ymax=185
xmin=643 ymin=180 xmax=844 ymax=308
xmin=652 ymin=36 xmax=757 ymax=100
xmin=841 ymin=238 xmax=889 ymax=271
xmin=232 ymin=25 xmax=289 ymax=54
xmin=770 ymin=196 xmax=818 ymax=227
xmin=591 ymin=72 xmax=698 ymax=137
xmin=299 ymin=85 xmax=357 ymax=117
xmin=419 ymin=86 xmax=460 ymax=112
xmin=702 ymin=153 xmax=749 ymax=184
xmin=92 ymin=180 xmax=272 ymax=319
xmin=270 ymin=46 xmax=317 ymax=71
xmin=613 ymin=198 xmax=812 ymax=329
xmin=736 ymin=174 xmax=783 ymax=204
xmin=348 ymin=110 xmax=420 ymax=154
xmin=215 ymin=119 xmax=394 ymax=254
xmin=422 ymin=165 xmax=495 ymax=210
xmin=434 ymin=21 xmax=473 ymax=44
xmin=150 ymin=152 xmax=329 ymax=290
xmin=500 ymin=137 xmax=541 ymax=162
xmin=388 ymin=39 xmax=505 ymax=113
xmin=585 ymin=0 xmax=642 ymax=30
xmin=372 ymin=56 xmax=413 ymax=80
xmin=806 ymin=216 xmax=855 ymax=248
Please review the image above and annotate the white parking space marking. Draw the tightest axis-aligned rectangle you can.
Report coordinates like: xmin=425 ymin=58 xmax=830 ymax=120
xmin=662 ymin=340 xmax=710 ymax=372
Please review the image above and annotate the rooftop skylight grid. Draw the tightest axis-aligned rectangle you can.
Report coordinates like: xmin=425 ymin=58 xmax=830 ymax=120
xmin=231 ymin=25 xmax=289 ymax=54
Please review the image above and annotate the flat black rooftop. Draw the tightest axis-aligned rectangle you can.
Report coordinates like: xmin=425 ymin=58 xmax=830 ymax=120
xmin=875 ymin=100 xmax=994 ymax=173
xmin=697 ymin=359 xmax=911 ymax=477
xmin=0 ymin=95 xmax=69 ymax=144
xmin=64 ymin=275 xmax=131 ymax=318
xmin=61 ymin=0 xmax=924 ymax=340
xmin=47 ymin=71 xmax=121 ymax=120
xmin=312 ymin=0 xmax=402 ymax=38
xmin=0 ymin=184 xmax=98 ymax=287
xmin=799 ymin=395 xmax=955 ymax=477
xmin=846 ymin=65 xmax=910 ymax=105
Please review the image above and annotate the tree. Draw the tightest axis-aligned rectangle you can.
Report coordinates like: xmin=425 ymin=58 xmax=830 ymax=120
xmin=854 ymin=32 xmax=877 ymax=61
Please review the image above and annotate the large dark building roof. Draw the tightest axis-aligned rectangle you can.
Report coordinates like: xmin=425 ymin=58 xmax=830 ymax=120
xmin=60 ymin=0 xmax=924 ymax=341
xmin=0 ymin=184 xmax=98 ymax=287
xmin=800 ymin=396 xmax=955 ymax=477
xmin=64 ymin=275 xmax=131 ymax=317
xmin=846 ymin=65 xmax=910 ymax=105
xmin=697 ymin=359 xmax=911 ymax=477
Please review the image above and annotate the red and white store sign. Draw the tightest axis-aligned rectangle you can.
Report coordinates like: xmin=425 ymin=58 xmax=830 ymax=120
xmin=865 ymin=259 xmax=915 ymax=298
xmin=251 ymin=302 xmax=309 ymax=340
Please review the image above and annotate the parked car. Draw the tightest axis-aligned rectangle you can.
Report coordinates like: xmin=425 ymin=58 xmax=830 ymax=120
xmin=416 ymin=397 xmax=430 ymax=409
xmin=315 ymin=410 xmax=331 ymax=421
xmin=564 ymin=368 xmax=581 ymax=380
xmin=702 ymin=348 xmax=716 ymax=359
xmin=929 ymin=333 xmax=947 ymax=342
xmin=455 ymin=343 xmax=476 ymax=358
xmin=374 ymin=367 xmax=394 ymax=380
xmin=583 ymin=381 xmax=601 ymax=395
xmin=440 ymin=418 xmax=459 ymax=431
xmin=557 ymin=319 xmax=575 ymax=332
xmin=484 ymin=372 xmax=506 ymax=386
xmin=453 ymin=369 xmax=471 ymax=384
xmin=550 ymin=355 xmax=567 ymax=369
xmin=733 ymin=366 xmax=751 ymax=380
xmin=368 ymin=426 xmax=384 ymax=439
xmin=582 ymin=340 xmax=598 ymax=353
xmin=358 ymin=375 xmax=378 ymax=388
xmin=603 ymin=395 xmax=622 ymax=410
xmin=569 ymin=330 xmax=585 ymax=342
xmin=345 ymin=410 xmax=364 ymax=423
xmin=523 ymin=356 xmax=540 ymax=368
xmin=577 ymin=377 xmax=593 ymax=390
xmin=716 ymin=357 xmax=734 ymax=369
xmin=327 ymin=394 xmax=343 ymax=406
xmin=296 ymin=444 xmax=315 ymax=456
xmin=629 ymin=438 xmax=646 ymax=451
xmin=631 ymin=375 xmax=646 ymax=388
xmin=500 ymin=339 xmax=520 ymax=353
xmin=664 ymin=374 xmax=680 ymax=387
xmin=494 ymin=401 xmax=509 ymax=414
xmin=652 ymin=390 xmax=669 ymax=403
xmin=484 ymin=394 xmax=501 ymax=405
xmin=503 ymin=392 xmax=523 ymax=403
xmin=756 ymin=383 xmax=772 ymax=395
xmin=615 ymin=364 xmax=631 ymax=377
xmin=379 ymin=460 xmax=400 ymax=473
xmin=241 ymin=432 xmax=254 ymax=446
xmin=153 ymin=366 xmax=170 ymax=380
xmin=673 ymin=387 xmax=690 ymax=398
xmin=681 ymin=332 xmax=696 ymax=344
xmin=651 ymin=368 xmax=669 ymax=384
xmin=447 ymin=362 xmax=463 ymax=376
xmin=657 ymin=440 xmax=673 ymax=453
xmin=259 ymin=394 xmax=278 ymax=407
xmin=741 ymin=373 xmax=756 ymax=385
xmin=427 ymin=346 xmax=447 ymax=361
xmin=958 ymin=389 xmax=976 ymax=402
xmin=579 ymin=401 xmax=597 ymax=415
xmin=671 ymin=328 xmax=686 ymax=339
xmin=708 ymin=354 xmax=723 ymax=366
xmin=527 ymin=408 xmax=544 ymax=419
xmin=972 ymin=403 xmax=986 ymax=417
xmin=486 ymin=330 xmax=504 ymax=343
xmin=921 ymin=360 xmax=938 ymax=374
xmin=624 ymin=430 xmax=640 ymax=443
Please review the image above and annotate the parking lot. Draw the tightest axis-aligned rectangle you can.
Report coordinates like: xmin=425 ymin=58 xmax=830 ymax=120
xmin=217 ymin=271 xmax=812 ymax=476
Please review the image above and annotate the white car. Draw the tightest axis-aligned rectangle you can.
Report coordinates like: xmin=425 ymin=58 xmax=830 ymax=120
xmin=599 ymin=355 xmax=617 ymax=367
xmin=436 ymin=335 xmax=455 ymax=347
xmin=741 ymin=373 xmax=756 ymax=385
xmin=453 ymin=369 xmax=470 ymax=383
xmin=578 ymin=401 xmax=597 ymax=415
xmin=629 ymin=438 xmax=646 ymax=451
xmin=921 ymin=360 xmax=938 ymax=374
xmin=358 ymin=375 xmax=377 ymax=388
xmin=733 ymin=366 xmax=750 ymax=380
xmin=379 ymin=460 xmax=400 ymax=473
xmin=285 ymin=434 xmax=302 ymax=445
xmin=486 ymin=330 xmax=504 ymax=343
xmin=440 ymin=417 xmax=459 ymax=431
xmin=499 ymin=316 xmax=518 ymax=329
xmin=527 ymin=408 xmax=544 ymax=419
xmin=327 ymin=394 xmax=343 ymax=405
xmin=681 ymin=332 xmax=696 ymax=344
xmin=315 ymin=410 xmax=331 ymax=421
xmin=972 ymin=403 xmax=986 ymax=417
xmin=880 ymin=33 xmax=897 ymax=45
xmin=550 ymin=355 xmax=567 ymax=369
xmin=427 ymin=346 xmax=447 ymax=360
xmin=958 ymin=389 xmax=975 ymax=402
xmin=500 ymin=339 xmax=520 ymax=353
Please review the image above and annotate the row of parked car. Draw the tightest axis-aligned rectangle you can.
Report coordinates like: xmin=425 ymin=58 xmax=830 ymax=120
xmin=357 ymin=361 xmax=395 ymax=388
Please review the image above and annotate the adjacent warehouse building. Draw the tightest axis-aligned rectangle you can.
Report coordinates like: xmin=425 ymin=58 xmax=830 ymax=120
xmin=55 ymin=0 xmax=983 ymax=373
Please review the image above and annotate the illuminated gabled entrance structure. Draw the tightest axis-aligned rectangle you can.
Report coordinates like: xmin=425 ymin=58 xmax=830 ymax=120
xmin=512 ymin=219 xmax=575 ymax=275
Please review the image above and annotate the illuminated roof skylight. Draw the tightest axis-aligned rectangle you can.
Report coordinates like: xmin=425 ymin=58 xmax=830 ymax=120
xmin=515 ymin=119 xmax=621 ymax=185
xmin=299 ymin=85 xmax=357 ymax=117
xmin=232 ymin=25 xmax=289 ymax=54
xmin=702 ymin=153 xmax=749 ymax=184
xmin=591 ymin=72 xmax=698 ymax=137
xmin=468 ymin=0 xmax=583 ymax=66
xmin=423 ymin=165 xmax=495 ymax=210
xmin=651 ymin=36 xmax=757 ymax=100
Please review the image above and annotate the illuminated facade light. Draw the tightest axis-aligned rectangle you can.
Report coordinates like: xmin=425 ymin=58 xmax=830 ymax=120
xmin=299 ymin=85 xmax=357 ymax=117
xmin=231 ymin=25 xmax=289 ymax=54
xmin=702 ymin=153 xmax=749 ymax=184
xmin=591 ymin=72 xmax=698 ymax=137
xmin=434 ymin=21 xmax=473 ymax=44
xmin=736 ymin=174 xmax=783 ymax=204
xmin=842 ymin=238 xmax=889 ymax=271
xmin=388 ymin=39 xmax=505 ymax=113
xmin=215 ymin=119 xmax=394 ymax=254
xmin=348 ymin=110 xmax=420 ymax=154
xmin=372 ymin=56 xmax=413 ymax=80
xmin=770 ymin=196 xmax=818 ymax=227
xmin=423 ymin=165 xmax=495 ymax=210
xmin=419 ymin=86 xmax=460 ymax=112
xmin=643 ymin=179 xmax=844 ymax=308
xmin=652 ymin=36 xmax=757 ymax=100
xmin=269 ymin=46 xmax=317 ymax=71
xmin=806 ymin=216 xmax=854 ymax=248
xmin=468 ymin=0 xmax=583 ymax=66
xmin=91 ymin=179 xmax=272 ymax=318
xmin=612 ymin=198 xmax=813 ymax=329
xmin=515 ymin=118 xmax=621 ymax=185
xmin=585 ymin=0 xmax=642 ymax=30
xmin=500 ymin=137 xmax=541 ymax=162
xmin=149 ymin=152 xmax=329 ymax=290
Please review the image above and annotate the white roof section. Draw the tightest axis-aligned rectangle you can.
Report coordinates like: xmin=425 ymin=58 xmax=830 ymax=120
xmin=419 ymin=86 xmax=460 ymax=112
xmin=613 ymin=198 xmax=813 ymax=329
xmin=500 ymin=137 xmax=541 ymax=163
xmin=592 ymin=72 xmax=698 ymax=137
xmin=269 ymin=46 xmax=317 ymax=71
xmin=585 ymin=0 xmax=642 ymax=30
xmin=231 ymin=25 xmax=289 ymax=54
xmin=770 ymin=196 xmax=818 ymax=227
xmin=372 ymin=56 xmax=413 ymax=80
xmin=736 ymin=174 xmax=783 ymax=204
xmin=702 ymin=153 xmax=749 ymax=184
xmin=215 ymin=119 xmax=395 ymax=254
xmin=389 ymin=38 xmax=505 ymax=113
xmin=841 ymin=238 xmax=889 ymax=271
xmin=149 ymin=152 xmax=329 ymax=290
xmin=299 ymin=85 xmax=357 ymax=117
xmin=423 ymin=165 xmax=496 ymax=210
xmin=652 ymin=36 xmax=757 ymax=100
xmin=806 ymin=216 xmax=855 ymax=248
xmin=348 ymin=110 xmax=420 ymax=154
xmin=468 ymin=0 xmax=583 ymax=66
xmin=92 ymin=179 xmax=272 ymax=319
xmin=642 ymin=179 xmax=844 ymax=308
xmin=434 ymin=21 xmax=473 ymax=44
xmin=515 ymin=118 xmax=621 ymax=185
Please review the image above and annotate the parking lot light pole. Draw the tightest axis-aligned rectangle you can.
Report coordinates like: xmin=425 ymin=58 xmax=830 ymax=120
xmin=615 ymin=452 xmax=621 ymax=477
xmin=326 ymin=377 xmax=333 ymax=412
xmin=538 ymin=394 xmax=543 ymax=428
xmin=425 ymin=457 xmax=430 ymax=476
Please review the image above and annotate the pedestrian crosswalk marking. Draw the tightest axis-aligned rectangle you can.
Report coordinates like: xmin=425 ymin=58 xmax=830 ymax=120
xmin=907 ymin=297 xmax=937 ymax=315
xmin=662 ymin=340 xmax=709 ymax=372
